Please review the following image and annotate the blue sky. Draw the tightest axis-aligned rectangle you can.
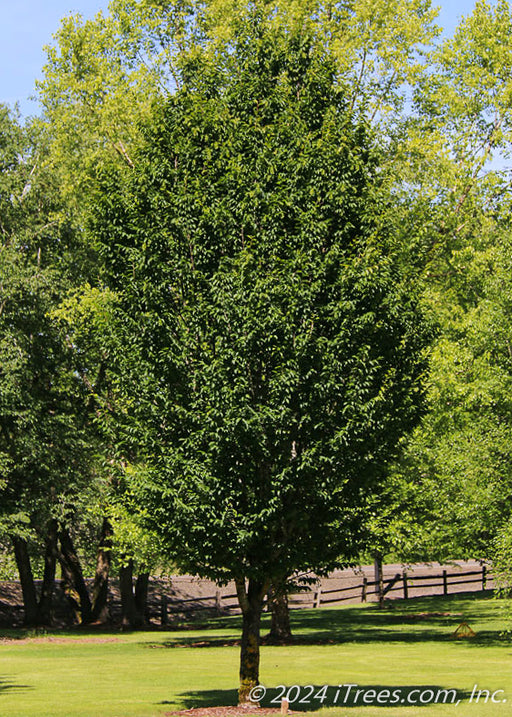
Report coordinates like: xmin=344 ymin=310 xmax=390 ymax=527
xmin=1 ymin=0 xmax=480 ymax=118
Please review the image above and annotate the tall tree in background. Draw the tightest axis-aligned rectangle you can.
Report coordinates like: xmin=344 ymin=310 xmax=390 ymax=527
xmin=89 ymin=12 xmax=431 ymax=700
xmin=0 ymin=105 xmax=131 ymax=627
xmin=0 ymin=105 xmax=99 ymax=625
xmin=368 ymin=211 xmax=512 ymax=565
xmin=365 ymin=0 xmax=512 ymax=567
xmin=36 ymin=0 xmax=439 ymax=215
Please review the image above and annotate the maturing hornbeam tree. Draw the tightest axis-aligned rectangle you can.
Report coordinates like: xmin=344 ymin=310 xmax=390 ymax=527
xmin=87 ymin=7 xmax=432 ymax=703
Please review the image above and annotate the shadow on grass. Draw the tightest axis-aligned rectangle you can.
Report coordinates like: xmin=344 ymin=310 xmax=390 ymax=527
xmin=0 ymin=677 xmax=32 ymax=694
xmin=148 ymin=637 xmax=242 ymax=649
xmin=168 ymin=685 xmax=475 ymax=710
xmin=159 ymin=689 xmax=238 ymax=707
xmin=145 ymin=593 xmax=510 ymax=650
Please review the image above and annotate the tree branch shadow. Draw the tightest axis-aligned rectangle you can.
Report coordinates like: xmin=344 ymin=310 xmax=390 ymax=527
xmin=0 ymin=676 xmax=32 ymax=695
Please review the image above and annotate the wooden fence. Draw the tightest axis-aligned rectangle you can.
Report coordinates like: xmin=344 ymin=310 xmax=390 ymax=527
xmin=160 ymin=590 xmax=240 ymax=624
xmin=159 ymin=566 xmax=492 ymax=624
xmin=302 ymin=566 xmax=490 ymax=608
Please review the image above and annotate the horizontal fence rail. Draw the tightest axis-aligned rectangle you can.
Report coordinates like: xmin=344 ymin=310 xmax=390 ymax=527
xmin=159 ymin=565 xmax=493 ymax=624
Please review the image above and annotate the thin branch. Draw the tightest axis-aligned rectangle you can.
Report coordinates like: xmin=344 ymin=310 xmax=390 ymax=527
xmin=113 ymin=140 xmax=135 ymax=168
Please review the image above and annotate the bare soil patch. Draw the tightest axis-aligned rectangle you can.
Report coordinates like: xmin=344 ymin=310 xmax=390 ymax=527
xmin=0 ymin=636 xmax=121 ymax=645
xmin=165 ymin=706 xmax=293 ymax=717
xmin=410 ymin=612 xmax=463 ymax=620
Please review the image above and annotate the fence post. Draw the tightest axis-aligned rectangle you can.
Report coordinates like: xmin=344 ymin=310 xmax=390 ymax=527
xmin=315 ymin=587 xmax=322 ymax=608
xmin=374 ymin=555 xmax=385 ymax=606
xmin=443 ymin=570 xmax=448 ymax=596
xmin=374 ymin=556 xmax=381 ymax=596
xmin=161 ymin=595 xmax=168 ymax=626
xmin=402 ymin=571 xmax=408 ymax=600
xmin=482 ymin=565 xmax=487 ymax=590
xmin=361 ymin=577 xmax=367 ymax=603
xmin=215 ymin=589 xmax=222 ymax=615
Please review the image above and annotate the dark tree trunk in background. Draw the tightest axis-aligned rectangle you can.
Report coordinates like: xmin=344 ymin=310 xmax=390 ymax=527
xmin=119 ymin=559 xmax=145 ymax=628
xmin=38 ymin=518 xmax=58 ymax=625
xmin=267 ymin=581 xmax=292 ymax=643
xmin=134 ymin=569 xmax=150 ymax=624
xmin=236 ymin=577 xmax=268 ymax=704
xmin=91 ymin=517 xmax=113 ymax=623
xmin=12 ymin=535 xmax=40 ymax=627
xmin=58 ymin=526 xmax=92 ymax=624
xmin=59 ymin=560 xmax=82 ymax=624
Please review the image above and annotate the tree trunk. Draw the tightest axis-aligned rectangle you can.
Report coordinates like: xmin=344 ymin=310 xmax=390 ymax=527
xmin=134 ymin=570 xmax=150 ymax=625
xmin=58 ymin=526 xmax=92 ymax=624
xmin=91 ymin=517 xmax=113 ymax=623
xmin=12 ymin=535 xmax=40 ymax=626
xmin=236 ymin=577 xmax=268 ymax=704
xmin=38 ymin=518 xmax=58 ymax=625
xmin=59 ymin=559 xmax=82 ymax=624
xmin=119 ymin=559 xmax=145 ymax=628
xmin=267 ymin=581 xmax=292 ymax=643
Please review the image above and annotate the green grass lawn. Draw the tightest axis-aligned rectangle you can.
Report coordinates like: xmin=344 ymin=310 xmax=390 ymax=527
xmin=1 ymin=592 xmax=511 ymax=717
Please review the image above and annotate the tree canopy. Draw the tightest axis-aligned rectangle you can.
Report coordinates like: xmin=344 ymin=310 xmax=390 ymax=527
xmin=88 ymin=13 xmax=432 ymax=699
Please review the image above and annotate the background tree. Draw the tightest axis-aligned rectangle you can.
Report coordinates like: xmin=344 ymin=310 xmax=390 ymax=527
xmin=366 ymin=204 xmax=512 ymax=565
xmin=36 ymin=0 xmax=440 ymax=218
xmin=0 ymin=105 xmax=99 ymax=625
xmin=361 ymin=0 xmax=512 ymax=569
